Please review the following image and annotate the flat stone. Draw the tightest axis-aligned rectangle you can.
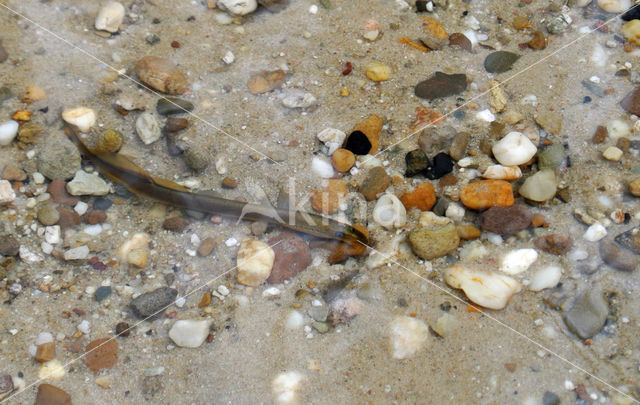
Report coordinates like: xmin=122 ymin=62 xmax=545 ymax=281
xmin=484 ymin=51 xmax=520 ymax=73
xmin=563 ymin=288 xmax=608 ymax=339
xmin=534 ymin=112 xmax=562 ymax=135
xmin=599 ymin=239 xmax=639 ymax=271
xmin=197 ymin=237 xmax=216 ymax=257
xmin=533 ymin=234 xmax=573 ymax=255
xmin=130 ymin=287 xmax=178 ymax=318
xmin=156 ymin=97 xmax=194 ymax=115
xmin=83 ymin=210 xmax=107 ymax=225
xmin=620 ymin=86 xmax=640 ymax=116
xmin=85 ymin=338 xmax=118 ymax=372
xmin=48 ymin=180 xmax=79 ymax=206
xmin=415 ymin=72 xmax=467 ymax=100
xmin=168 ymin=319 xmax=211 ymax=348
xmin=359 ymin=166 xmax=391 ymax=201
xmin=35 ymin=342 xmax=56 ymax=363
xmin=35 ymin=383 xmax=72 ymax=405
xmin=2 ymin=165 xmax=26 ymax=181
xmin=95 ymin=286 xmax=112 ymax=301
xmin=480 ymin=205 xmax=532 ymax=235
xmin=267 ymin=232 xmax=312 ymax=284
xmin=408 ymin=223 xmax=459 ymax=260
xmin=66 ymin=171 xmax=109 ymax=196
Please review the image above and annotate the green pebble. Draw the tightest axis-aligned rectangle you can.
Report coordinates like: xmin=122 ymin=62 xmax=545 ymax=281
xmin=37 ymin=204 xmax=60 ymax=226
xmin=312 ymin=321 xmax=329 ymax=334
xmin=537 ymin=143 xmax=565 ymax=170
xmin=157 ymin=97 xmax=194 ymax=115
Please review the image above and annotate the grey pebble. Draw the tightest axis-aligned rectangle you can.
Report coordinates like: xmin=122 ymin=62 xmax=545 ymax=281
xmin=95 ymin=286 xmax=112 ymax=302
xmin=37 ymin=204 xmax=60 ymax=226
xmin=308 ymin=304 xmax=329 ymax=322
xmin=130 ymin=287 xmax=178 ymax=319
xmin=0 ymin=234 xmax=19 ymax=256
xmin=599 ymin=239 xmax=639 ymax=271
xmin=157 ymin=97 xmax=194 ymax=115
xmin=37 ymin=133 xmax=81 ymax=180
xmin=542 ymin=391 xmax=560 ymax=405
xmin=182 ymin=147 xmax=209 ymax=172
xmin=537 ymin=143 xmax=565 ymax=171
xmin=563 ymin=287 xmax=608 ymax=339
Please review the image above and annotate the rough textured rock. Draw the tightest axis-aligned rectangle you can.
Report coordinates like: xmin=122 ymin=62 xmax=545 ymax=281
xmin=267 ymin=232 xmax=312 ymax=284
xmin=533 ymin=234 xmax=573 ymax=255
xmin=38 ymin=134 xmax=81 ymax=180
xmin=399 ymin=182 xmax=436 ymax=211
xmin=359 ymin=166 xmax=391 ymax=201
xmin=35 ymin=383 xmax=72 ymax=405
xmin=480 ymin=205 xmax=532 ymax=235
xmin=460 ymin=180 xmax=514 ymax=210
xmin=0 ymin=234 xmax=20 ymax=256
xmin=408 ymin=223 xmax=459 ymax=260
xmin=135 ymin=56 xmax=188 ymax=95
xmin=85 ymin=338 xmax=118 ymax=372
xmin=563 ymin=288 xmax=608 ymax=339
xmin=130 ymin=287 xmax=178 ymax=318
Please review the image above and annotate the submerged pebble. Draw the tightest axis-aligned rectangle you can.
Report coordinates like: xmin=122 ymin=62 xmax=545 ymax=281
xmin=390 ymin=316 xmax=429 ymax=360
xmin=563 ymin=288 xmax=608 ymax=339
xmin=236 ymin=239 xmax=275 ymax=286
xmin=0 ymin=120 xmax=19 ymax=146
xmin=444 ymin=265 xmax=521 ymax=310
xmin=492 ymin=132 xmax=537 ymax=166
xmin=136 ymin=113 xmax=162 ymax=145
xmin=95 ymin=1 xmax=125 ymax=33
xmin=372 ymin=194 xmax=407 ymax=229
xmin=169 ymin=320 xmax=212 ymax=348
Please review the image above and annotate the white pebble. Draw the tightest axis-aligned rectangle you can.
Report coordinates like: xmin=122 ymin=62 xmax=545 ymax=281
xmin=606 ymin=118 xmax=631 ymax=140
xmin=482 ymin=165 xmax=522 ymax=181
xmin=0 ymin=180 xmax=16 ymax=205
xmin=528 ymin=266 xmax=562 ymax=291
xmin=136 ymin=112 xmax=161 ymax=145
xmin=62 ymin=107 xmax=96 ymax=132
xmin=272 ymin=371 xmax=304 ymax=405
xmin=74 ymin=201 xmax=89 ymax=215
xmin=236 ymin=238 xmax=275 ymax=287
xmin=218 ymin=0 xmax=258 ymax=15
xmin=583 ymin=223 xmax=607 ymax=242
xmin=168 ymin=319 xmax=212 ymax=348
xmin=521 ymin=94 xmax=538 ymax=106
xmin=309 ymin=4 xmax=318 ymax=14
xmin=39 ymin=359 xmax=65 ymax=380
xmin=116 ymin=233 xmax=149 ymax=266
xmin=19 ymin=246 xmax=43 ymax=263
xmin=217 ymin=285 xmax=230 ymax=296
xmin=225 ymin=237 xmax=238 ymax=247
xmin=311 ymin=157 xmax=334 ymax=178
xmin=285 ymin=310 xmax=304 ymax=329
xmin=463 ymin=30 xmax=478 ymax=47
xmin=372 ymin=194 xmax=406 ymax=229
xmin=568 ymin=249 xmax=589 ymax=261
xmin=282 ymin=89 xmax=316 ymax=109
xmin=95 ymin=1 xmax=125 ymax=33
xmin=64 ymin=245 xmax=89 ymax=260
xmin=222 ymin=50 xmax=235 ymax=65
xmin=262 ymin=286 xmax=281 ymax=298
xmin=215 ymin=155 xmax=228 ymax=175
xmin=41 ymin=242 xmax=53 ymax=254
xmin=602 ymin=146 xmax=623 ymax=161
xmin=44 ymin=226 xmax=61 ymax=245
xmin=475 ymin=109 xmax=495 ymax=122
xmin=597 ymin=0 xmax=631 ymax=13
xmin=500 ymin=249 xmax=538 ymax=275
xmin=390 ymin=316 xmax=429 ymax=360
xmin=77 ymin=320 xmax=91 ymax=334
xmin=486 ymin=232 xmax=503 ymax=245
xmin=445 ymin=203 xmax=465 ymax=222
xmin=591 ymin=43 xmax=607 ymax=67
xmin=66 ymin=170 xmax=110 ymax=196
xmin=444 ymin=265 xmax=521 ymax=310
xmin=36 ymin=332 xmax=54 ymax=345
xmin=492 ymin=132 xmax=537 ymax=166
xmin=33 ymin=172 xmax=45 ymax=184
xmin=0 ymin=120 xmax=19 ymax=146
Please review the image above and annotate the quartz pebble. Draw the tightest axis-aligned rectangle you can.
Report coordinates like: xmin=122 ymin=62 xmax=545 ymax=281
xmin=169 ymin=320 xmax=212 ymax=348
xmin=0 ymin=120 xmax=19 ymax=146
xmin=136 ymin=56 xmax=188 ymax=95
xmin=444 ymin=265 xmax=521 ymax=310
xmin=492 ymin=132 xmax=537 ymax=166
xmin=317 ymin=128 xmax=346 ymax=155
xmin=272 ymin=371 xmax=304 ymax=405
xmin=390 ymin=316 xmax=429 ymax=360
xmin=528 ymin=266 xmax=562 ymax=291
xmin=518 ymin=170 xmax=557 ymax=202
xmin=95 ymin=1 xmax=125 ymax=33
xmin=372 ymin=194 xmax=407 ymax=229
xmin=482 ymin=165 xmax=522 ymax=180
xmin=64 ymin=245 xmax=89 ymax=260
xmin=311 ymin=157 xmax=334 ymax=178
xmin=236 ymin=238 xmax=275 ymax=286
xmin=281 ymin=89 xmax=316 ymax=109
xmin=62 ymin=107 xmax=96 ymax=132
xmin=500 ymin=249 xmax=538 ymax=274
xmin=66 ymin=170 xmax=109 ymax=196
xmin=136 ymin=112 xmax=162 ymax=145
xmin=116 ymin=233 xmax=150 ymax=268
xmin=602 ymin=146 xmax=623 ymax=161
xmin=218 ymin=0 xmax=258 ymax=15
xmin=583 ymin=223 xmax=607 ymax=242
xmin=0 ymin=180 xmax=16 ymax=205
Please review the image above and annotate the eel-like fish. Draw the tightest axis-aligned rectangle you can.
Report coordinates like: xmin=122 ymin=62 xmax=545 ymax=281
xmin=64 ymin=125 xmax=369 ymax=249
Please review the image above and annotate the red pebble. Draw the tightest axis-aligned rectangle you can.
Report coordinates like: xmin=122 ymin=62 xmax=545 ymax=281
xmin=342 ymin=61 xmax=353 ymax=75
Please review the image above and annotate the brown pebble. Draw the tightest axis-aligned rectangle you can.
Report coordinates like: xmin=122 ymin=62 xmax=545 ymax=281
xmin=35 ymin=383 xmax=72 ymax=405
xmin=115 ymin=322 xmax=131 ymax=337
xmin=197 ymin=237 xmax=216 ymax=256
xmin=35 ymin=342 xmax=56 ymax=363
xmin=2 ymin=165 xmax=27 ymax=181
xmin=332 ymin=148 xmax=355 ymax=172
xmin=170 ymin=40 xmax=181 ymax=48
xmin=250 ymin=221 xmax=268 ymax=236
xmin=221 ymin=177 xmax=238 ymax=189
xmin=83 ymin=210 xmax=107 ymax=225
xmin=198 ymin=292 xmax=211 ymax=308
xmin=456 ymin=224 xmax=481 ymax=240
xmin=267 ymin=232 xmax=312 ymax=284
xmin=512 ymin=16 xmax=529 ymax=30
xmin=85 ymin=338 xmax=118 ymax=373
xmin=480 ymin=205 xmax=532 ymax=235
xmin=438 ymin=174 xmax=458 ymax=187
xmin=592 ymin=125 xmax=607 ymax=144
xmin=21 ymin=85 xmax=46 ymax=103
xmin=504 ymin=362 xmax=517 ymax=372
xmin=358 ymin=166 xmax=391 ymax=201
xmin=48 ymin=180 xmax=80 ymax=206
xmin=531 ymin=213 xmax=546 ymax=227
xmin=616 ymin=137 xmax=631 ymax=153
xmin=56 ymin=206 xmax=81 ymax=229
xmin=162 ymin=216 xmax=188 ymax=232
xmin=527 ymin=31 xmax=546 ymax=50
xmin=135 ymin=56 xmax=188 ymax=95
xmin=166 ymin=117 xmax=188 ymax=132
xmin=69 ymin=337 xmax=84 ymax=353
xmin=629 ymin=178 xmax=640 ymax=197
xmin=620 ymin=86 xmax=640 ymax=116
xmin=533 ymin=234 xmax=573 ymax=255
xmin=310 ymin=189 xmax=341 ymax=214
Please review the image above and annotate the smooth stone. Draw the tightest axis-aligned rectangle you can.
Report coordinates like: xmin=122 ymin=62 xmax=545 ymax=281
xmin=444 ymin=265 xmax=521 ymax=310
xmin=480 ymin=205 xmax=532 ymax=235
xmin=492 ymin=131 xmax=537 ymax=166
xmin=518 ymin=170 xmax=556 ymax=202
xmin=38 ymin=134 xmax=82 ymax=180
xmin=597 ymin=0 xmax=631 ymax=13
xmin=359 ymin=166 xmax=391 ymax=201
xmin=135 ymin=112 xmax=162 ymax=145
xmin=94 ymin=286 xmax=112 ymax=301
xmin=405 ymin=149 xmax=430 ymax=177
xmin=414 ymin=72 xmax=467 ymax=100
xmin=484 ymin=51 xmax=520 ymax=73
xmin=156 ymin=97 xmax=194 ymax=115
xmin=599 ymin=239 xmax=639 ymax=271
xmin=390 ymin=316 xmax=429 ymax=360
xmin=614 ymin=227 xmax=640 ymax=254
xmin=95 ymin=1 xmax=125 ymax=33
xmin=533 ymin=234 xmax=573 ymax=255
xmin=66 ymin=171 xmax=109 ymax=196
xmin=500 ymin=248 xmax=538 ymax=274
xmin=35 ymin=383 xmax=72 ymax=405
xmin=563 ymin=288 xmax=608 ymax=339
xmin=169 ymin=319 xmax=212 ymax=348
xmin=449 ymin=131 xmax=469 ymax=161
xmin=0 ymin=120 xmax=19 ymax=146
xmin=425 ymin=152 xmax=454 ymax=180
xmin=136 ymin=56 xmax=188 ymax=95
xmin=130 ymin=287 xmax=178 ymax=318
xmin=236 ymin=239 xmax=275 ymax=286
xmin=620 ymin=86 xmax=640 ymax=116
xmin=408 ymin=223 xmax=459 ymax=260
xmin=534 ymin=112 xmax=562 ymax=135
xmin=537 ymin=143 xmax=565 ymax=170
xmin=0 ymin=234 xmax=19 ymax=256
xmin=37 ymin=204 xmax=60 ymax=226
xmin=62 ymin=107 xmax=96 ymax=132
xmin=64 ymin=245 xmax=89 ymax=260
xmin=281 ymin=89 xmax=316 ymax=108
xmin=0 ymin=180 xmax=15 ymax=205
xmin=529 ymin=266 xmax=562 ymax=291
xmin=217 ymin=0 xmax=258 ymax=15
xmin=266 ymin=232 xmax=312 ymax=284
xmin=372 ymin=193 xmax=407 ymax=229
xmin=317 ymin=127 xmax=346 ymax=155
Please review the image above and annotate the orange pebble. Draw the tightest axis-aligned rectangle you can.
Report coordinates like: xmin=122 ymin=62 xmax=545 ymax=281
xmin=460 ymin=180 xmax=514 ymax=210
xmin=399 ymin=181 xmax=436 ymax=211
xmin=456 ymin=224 xmax=482 ymax=240
xmin=12 ymin=110 xmax=31 ymax=121
xmin=332 ymin=148 xmax=355 ymax=172
xmin=531 ymin=213 xmax=546 ymax=227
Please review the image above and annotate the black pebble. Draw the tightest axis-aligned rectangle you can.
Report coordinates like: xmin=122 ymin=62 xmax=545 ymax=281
xmin=425 ymin=152 xmax=454 ymax=179
xmin=405 ymin=149 xmax=430 ymax=177
xmin=542 ymin=391 xmax=560 ymax=405
xmin=344 ymin=131 xmax=372 ymax=155
xmin=415 ymin=0 xmax=429 ymax=11
xmin=453 ymin=109 xmax=465 ymax=120
xmin=621 ymin=7 xmax=640 ymax=21
xmin=583 ymin=96 xmax=592 ymax=103
xmin=93 ymin=197 xmax=113 ymax=211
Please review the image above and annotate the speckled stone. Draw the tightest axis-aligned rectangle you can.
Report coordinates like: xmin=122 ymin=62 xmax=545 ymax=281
xmin=130 ymin=287 xmax=178 ymax=318
xmin=480 ymin=205 xmax=532 ymax=235
xmin=359 ymin=166 xmax=391 ymax=201
xmin=267 ymin=232 xmax=312 ymax=284
xmin=599 ymin=239 xmax=639 ymax=271
xmin=563 ymin=288 xmax=608 ymax=339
